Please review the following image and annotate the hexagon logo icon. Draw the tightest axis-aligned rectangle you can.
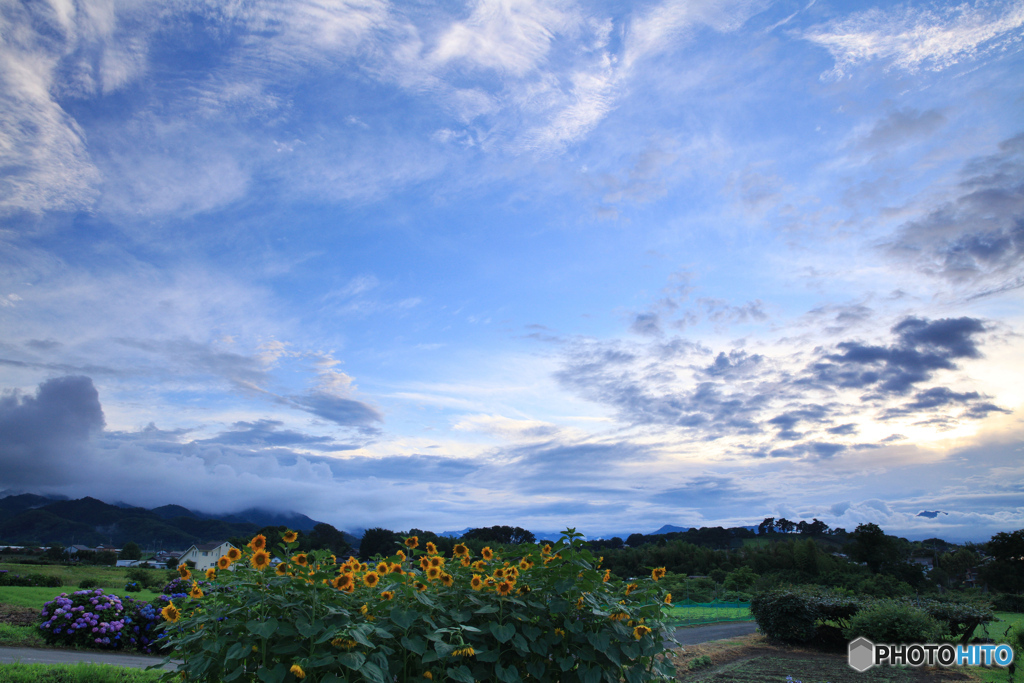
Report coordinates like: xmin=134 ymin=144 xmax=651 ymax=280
xmin=848 ymin=637 xmax=875 ymax=672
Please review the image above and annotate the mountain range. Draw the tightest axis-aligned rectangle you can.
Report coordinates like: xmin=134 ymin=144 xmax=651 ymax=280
xmin=0 ymin=494 xmax=326 ymax=550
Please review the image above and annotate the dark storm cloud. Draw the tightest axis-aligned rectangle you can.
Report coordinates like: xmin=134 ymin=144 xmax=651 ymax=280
xmin=24 ymin=339 xmax=62 ymax=351
xmin=0 ymin=376 xmax=103 ymax=486
xmin=702 ymin=350 xmax=764 ymax=377
xmin=883 ymin=131 xmax=1024 ymax=284
xmin=289 ymin=391 xmax=383 ymax=431
xmin=811 ymin=316 xmax=985 ymax=395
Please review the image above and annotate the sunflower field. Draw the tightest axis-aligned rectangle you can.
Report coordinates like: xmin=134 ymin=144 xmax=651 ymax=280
xmin=156 ymin=529 xmax=676 ymax=683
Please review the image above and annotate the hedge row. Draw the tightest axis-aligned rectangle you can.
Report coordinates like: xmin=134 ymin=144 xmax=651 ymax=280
xmin=0 ymin=570 xmax=63 ymax=587
xmin=750 ymin=587 xmax=994 ymax=645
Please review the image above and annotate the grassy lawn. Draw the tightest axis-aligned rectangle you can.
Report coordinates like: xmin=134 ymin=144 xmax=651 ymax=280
xmin=0 ymin=587 xmax=161 ymax=611
xmin=0 ymin=662 xmax=164 ymax=682
xmin=666 ymin=603 xmax=752 ymax=626
xmin=0 ymin=563 xmax=173 ymax=591
xmin=972 ymin=611 xmax=1024 ymax=640
xmin=0 ymin=623 xmax=45 ymax=648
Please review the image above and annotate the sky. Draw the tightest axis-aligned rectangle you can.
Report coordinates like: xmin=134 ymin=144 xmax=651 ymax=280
xmin=1 ymin=0 xmax=1022 ymax=543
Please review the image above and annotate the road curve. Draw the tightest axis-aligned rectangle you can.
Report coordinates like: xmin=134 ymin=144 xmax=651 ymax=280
xmin=669 ymin=621 xmax=758 ymax=646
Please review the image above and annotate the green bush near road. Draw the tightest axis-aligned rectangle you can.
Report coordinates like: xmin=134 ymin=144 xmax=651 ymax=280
xmin=844 ymin=600 xmax=945 ymax=644
xmin=0 ymin=662 xmax=163 ymax=683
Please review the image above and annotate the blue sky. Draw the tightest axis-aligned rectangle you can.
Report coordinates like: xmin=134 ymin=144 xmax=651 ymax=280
xmin=1 ymin=0 xmax=1022 ymax=542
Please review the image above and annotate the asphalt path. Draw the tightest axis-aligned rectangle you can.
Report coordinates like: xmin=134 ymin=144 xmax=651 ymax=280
xmin=669 ymin=620 xmax=759 ymax=646
xmin=0 ymin=646 xmax=177 ymax=670
xmin=0 ymin=622 xmax=758 ymax=670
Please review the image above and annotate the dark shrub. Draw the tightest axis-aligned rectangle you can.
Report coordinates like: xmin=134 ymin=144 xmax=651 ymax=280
xmin=993 ymin=593 xmax=1024 ymax=613
xmin=78 ymin=578 xmax=98 ymax=589
xmin=0 ymin=571 xmax=63 ymax=587
xmin=750 ymin=587 xmax=859 ymax=644
xmin=918 ymin=598 xmax=994 ymax=645
xmin=844 ymin=600 xmax=944 ymax=644
xmin=123 ymin=582 xmax=142 ymax=592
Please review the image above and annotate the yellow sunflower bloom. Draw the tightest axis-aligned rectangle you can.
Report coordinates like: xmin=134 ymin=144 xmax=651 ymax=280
xmin=276 ymin=563 xmax=290 ymax=576
xmin=429 ymin=556 xmax=444 ymax=568
xmin=189 ymin=582 xmax=204 ymax=599
xmin=205 ymin=568 xmax=216 ymax=580
xmin=414 ymin=581 xmax=427 ymax=592
xmin=376 ymin=561 xmax=389 ymax=574
xmin=423 ymin=672 xmax=433 ymax=680
xmin=633 ymin=625 xmax=652 ymax=640
xmin=282 ymin=530 xmax=298 ymax=543
xmin=161 ymin=602 xmax=181 ymax=623
xmin=380 ymin=590 xmax=395 ymax=601
xmin=249 ymin=534 xmax=267 ymax=552
xmin=518 ymin=559 xmax=531 ymax=570
xmin=251 ymin=549 xmax=271 ymax=570
xmin=395 ymin=550 xmax=407 ymax=562
xmin=425 ymin=541 xmax=438 ymax=555
xmin=472 ymin=560 xmax=486 ymax=572
xmin=470 ymin=574 xmax=484 ymax=591
xmin=440 ymin=573 xmax=454 ymax=587
xmin=493 ymin=568 xmax=505 ymax=579
xmin=177 ymin=564 xmax=192 ymax=580
xmin=453 ymin=543 xmax=468 ymax=557
xmin=419 ymin=557 xmax=430 ymax=571
xmin=217 ymin=556 xmax=231 ymax=570
xmin=363 ymin=571 xmax=381 ymax=588
xmin=332 ymin=638 xmax=358 ymax=650
xmin=541 ymin=544 xmax=552 ymax=555
xmin=664 ymin=593 xmax=672 ymax=605
xmin=517 ymin=584 xmax=531 ymax=595
xmin=496 ymin=580 xmax=513 ymax=597
xmin=226 ymin=547 xmax=242 ymax=562
xmin=554 ymin=628 xmax=565 ymax=638
xmin=290 ymin=664 xmax=305 ymax=679
xmin=426 ymin=566 xmax=441 ymax=581
xmin=404 ymin=536 xmax=419 ymax=549
xmin=603 ymin=569 xmax=611 ymax=583
xmin=332 ymin=574 xmax=355 ymax=592
xmin=480 ymin=547 xmax=493 ymax=561
xmin=460 ymin=557 xmax=471 ymax=567
xmin=292 ymin=553 xmax=309 ymax=567
xmin=625 ymin=582 xmax=638 ymax=595
xmin=651 ymin=567 xmax=667 ymax=582
xmin=452 ymin=646 xmax=475 ymax=657
xmin=609 ymin=611 xmax=629 ymax=622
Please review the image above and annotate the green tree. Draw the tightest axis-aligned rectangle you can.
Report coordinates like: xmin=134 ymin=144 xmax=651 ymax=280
xmin=120 ymin=541 xmax=142 ymax=560
xmin=358 ymin=527 xmax=400 ymax=560
xmin=307 ymin=523 xmax=351 ymax=556
xmin=462 ymin=525 xmax=536 ymax=545
xmin=848 ymin=523 xmax=897 ymax=573
xmin=980 ymin=528 xmax=1024 ymax=593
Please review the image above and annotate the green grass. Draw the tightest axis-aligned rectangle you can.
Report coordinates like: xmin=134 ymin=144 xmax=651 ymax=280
xmin=973 ymin=611 xmax=1024 ymax=640
xmin=0 ymin=587 xmax=161 ymax=611
xmin=0 ymin=662 xmax=164 ymax=682
xmin=0 ymin=563 xmax=172 ymax=591
xmin=0 ymin=623 xmax=44 ymax=648
xmin=666 ymin=603 xmax=752 ymax=626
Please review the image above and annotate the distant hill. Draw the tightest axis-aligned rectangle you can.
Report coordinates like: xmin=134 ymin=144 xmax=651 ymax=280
xmin=649 ymin=524 xmax=693 ymax=535
xmin=0 ymin=495 xmax=330 ymax=550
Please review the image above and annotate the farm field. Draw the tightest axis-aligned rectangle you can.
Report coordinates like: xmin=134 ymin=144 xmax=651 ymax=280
xmin=0 ymin=563 xmax=172 ymax=590
xmin=0 ymin=587 xmax=161 ymax=611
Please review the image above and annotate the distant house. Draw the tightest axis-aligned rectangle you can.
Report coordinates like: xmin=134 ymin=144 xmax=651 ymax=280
xmin=177 ymin=541 xmax=237 ymax=571
xmin=66 ymin=545 xmax=95 ymax=555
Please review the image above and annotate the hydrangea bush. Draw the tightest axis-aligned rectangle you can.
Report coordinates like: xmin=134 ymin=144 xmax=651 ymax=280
xmin=157 ymin=529 xmax=677 ymax=682
xmin=39 ymin=589 xmax=130 ymax=649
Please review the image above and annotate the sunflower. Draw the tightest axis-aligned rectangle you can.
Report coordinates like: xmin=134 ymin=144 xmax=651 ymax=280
xmin=518 ymin=559 xmax=532 ymax=571
xmin=276 ymin=563 xmax=290 ymax=576
xmin=363 ymin=571 xmax=381 ymax=588
xmin=480 ymin=547 xmax=493 ymax=561
xmin=633 ymin=625 xmax=652 ymax=640
xmin=177 ymin=564 xmax=192 ymax=580
xmin=217 ymin=556 xmax=231 ymax=570
xmin=426 ymin=566 xmax=442 ymax=581
xmin=389 ymin=562 xmax=403 ymax=574
xmin=493 ymin=568 xmax=505 ymax=579
xmin=651 ymin=567 xmax=667 ymax=582
xmin=282 ymin=530 xmax=299 ymax=543
xmin=425 ymin=541 xmax=438 ymax=555
xmin=575 ymin=595 xmax=585 ymax=610
xmin=360 ymin=604 xmax=369 ymax=615
xmin=460 ymin=557 xmax=471 ymax=568
xmin=496 ymin=580 xmax=513 ymax=597
xmin=161 ymin=602 xmax=181 ymax=623
xmin=440 ymin=573 xmax=454 ymax=587
xmin=226 ymin=547 xmax=242 ymax=562
xmin=404 ymin=536 xmax=419 ymax=549
xmin=664 ymin=593 xmax=672 ymax=605
xmin=205 ymin=568 xmax=217 ymax=580
xmin=187 ymin=581 xmax=203 ymax=599
xmin=292 ymin=553 xmax=309 ymax=567
xmin=332 ymin=574 xmax=355 ymax=592
xmin=541 ymin=544 xmax=552 ymax=555
xmin=290 ymin=664 xmax=306 ymax=679
xmin=453 ymin=543 xmax=468 ymax=557
xmin=376 ymin=561 xmax=389 ymax=574
xmin=332 ymin=638 xmax=358 ymax=650
xmin=423 ymin=672 xmax=433 ymax=680
xmin=428 ymin=556 xmax=444 ymax=568
xmin=395 ymin=550 xmax=407 ymax=562
xmin=609 ymin=611 xmax=629 ymax=622
xmin=470 ymin=574 xmax=484 ymax=591
xmin=359 ymin=563 xmax=368 ymax=572
xmin=380 ymin=590 xmax=395 ymax=601
xmin=451 ymin=646 xmax=475 ymax=657
xmin=505 ymin=566 xmax=519 ymax=580
xmin=251 ymin=549 xmax=271 ymax=570
xmin=625 ymin=583 xmax=638 ymax=596
xmin=249 ymin=534 xmax=267 ymax=552
xmin=554 ymin=628 xmax=565 ymax=638
xmin=471 ymin=560 xmax=486 ymax=572
xmin=414 ymin=581 xmax=427 ymax=592
xmin=517 ymin=584 xmax=531 ymax=595
xmin=603 ymin=569 xmax=611 ymax=583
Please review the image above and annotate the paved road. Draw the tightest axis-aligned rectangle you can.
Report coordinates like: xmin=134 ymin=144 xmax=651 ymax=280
xmin=0 ymin=646 xmax=177 ymax=670
xmin=669 ymin=621 xmax=758 ymax=646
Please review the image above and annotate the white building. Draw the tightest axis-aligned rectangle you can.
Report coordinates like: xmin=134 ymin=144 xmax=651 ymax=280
xmin=176 ymin=541 xmax=237 ymax=571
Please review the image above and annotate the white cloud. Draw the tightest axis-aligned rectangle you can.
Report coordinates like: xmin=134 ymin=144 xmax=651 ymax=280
xmin=804 ymin=1 xmax=1024 ymax=79
xmin=452 ymin=413 xmax=559 ymax=439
